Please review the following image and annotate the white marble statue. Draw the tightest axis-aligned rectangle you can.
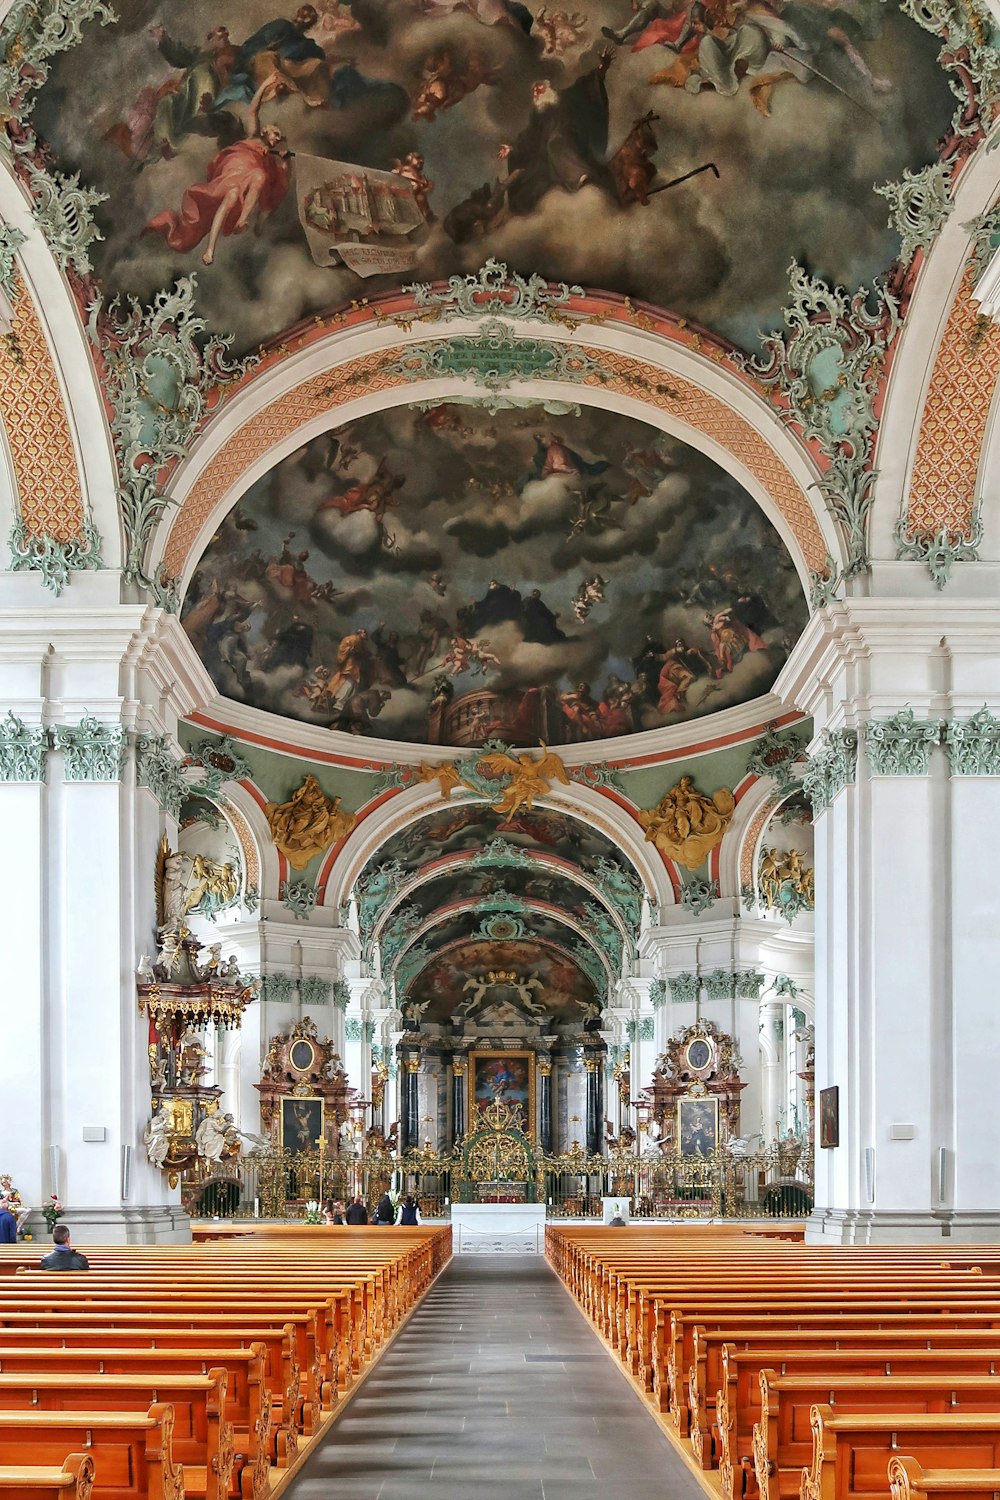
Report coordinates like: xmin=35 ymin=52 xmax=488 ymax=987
xmin=196 ymin=1110 xmax=240 ymax=1164
xmin=143 ymin=1113 xmax=172 ymax=1168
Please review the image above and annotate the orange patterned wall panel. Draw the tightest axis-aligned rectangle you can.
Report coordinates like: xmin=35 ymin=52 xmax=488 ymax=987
xmin=906 ymin=265 xmax=1000 ymax=536
xmin=0 ymin=279 xmax=84 ymax=539
xmin=164 ymin=343 xmax=826 ymax=578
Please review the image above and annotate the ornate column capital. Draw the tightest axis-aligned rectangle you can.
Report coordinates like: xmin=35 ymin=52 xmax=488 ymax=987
xmin=802 ymin=729 xmax=858 ymax=813
xmin=944 ymin=707 xmax=1000 ymax=776
xmin=54 ymin=713 xmax=126 ymax=781
xmin=864 ymin=708 xmax=941 ymax=775
xmin=0 ymin=711 xmax=49 ymax=782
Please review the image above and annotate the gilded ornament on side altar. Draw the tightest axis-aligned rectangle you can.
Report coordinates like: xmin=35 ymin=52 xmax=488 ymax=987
xmin=265 ymin=774 xmax=356 ymax=870
xmin=638 ymin=775 xmax=735 ymax=870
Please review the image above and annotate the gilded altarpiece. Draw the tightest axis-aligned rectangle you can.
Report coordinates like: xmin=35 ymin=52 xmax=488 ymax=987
xmin=645 ymin=1021 xmax=745 ymax=1155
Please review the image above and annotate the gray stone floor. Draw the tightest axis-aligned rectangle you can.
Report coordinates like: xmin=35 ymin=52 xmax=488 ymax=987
xmin=285 ymin=1255 xmax=709 ymax=1500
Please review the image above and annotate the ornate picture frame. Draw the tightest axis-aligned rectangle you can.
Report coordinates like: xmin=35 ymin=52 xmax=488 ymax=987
xmin=677 ymin=1095 xmax=718 ymax=1156
xmin=468 ymin=1050 xmax=535 ymax=1132
xmin=281 ymin=1095 xmax=324 ymax=1154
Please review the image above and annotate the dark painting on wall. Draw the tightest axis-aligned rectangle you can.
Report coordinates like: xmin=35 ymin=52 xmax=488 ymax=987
xmin=819 ymin=1085 xmax=839 ymax=1149
xmin=281 ymin=1095 xmax=324 ymax=1152
xmin=182 ymin=402 xmax=809 ymax=745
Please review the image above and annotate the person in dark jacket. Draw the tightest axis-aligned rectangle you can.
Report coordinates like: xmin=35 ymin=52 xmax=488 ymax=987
xmin=399 ymin=1194 xmax=419 ymax=1225
xmin=40 ymin=1224 xmax=89 ymax=1270
xmin=344 ymin=1196 xmax=369 ymax=1225
xmin=373 ymin=1192 xmax=396 ymax=1225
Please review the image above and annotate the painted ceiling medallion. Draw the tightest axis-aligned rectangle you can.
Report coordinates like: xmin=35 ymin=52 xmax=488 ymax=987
xmin=182 ymin=402 xmax=807 ymax=747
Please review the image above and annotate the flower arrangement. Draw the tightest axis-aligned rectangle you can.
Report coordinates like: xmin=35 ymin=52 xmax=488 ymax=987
xmin=41 ymin=1195 xmax=63 ymax=1233
xmin=303 ymin=1200 xmax=323 ymax=1225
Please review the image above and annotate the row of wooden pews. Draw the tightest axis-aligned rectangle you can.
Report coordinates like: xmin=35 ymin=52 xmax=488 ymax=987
xmin=0 ymin=1224 xmax=451 ymax=1500
xmin=547 ymin=1225 xmax=1000 ymax=1500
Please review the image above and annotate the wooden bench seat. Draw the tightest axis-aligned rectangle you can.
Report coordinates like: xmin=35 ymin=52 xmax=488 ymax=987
xmin=0 ymin=1454 xmax=94 ymax=1500
xmin=711 ymin=1341 xmax=1000 ymax=1498
xmin=888 ymin=1456 xmax=1000 ymax=1500
xmin=0 ymin=1403 xmax=181 ymax=1500
xmin=754 ymin=1372 xmax=1000 ymax=1500
xmin=804 ymin=1406 xmax=1000 ymax=1500
xmin=0 ymin=1371 xmax=231 ymax=1500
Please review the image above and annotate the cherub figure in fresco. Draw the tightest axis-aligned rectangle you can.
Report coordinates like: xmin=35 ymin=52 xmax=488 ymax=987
xmin=143 ymin=79 xmax=292 ymax=266
xmin=411 ymin=50 xmax=499 ymax=124
xmin=107 ymin=23 xmax=239 ymax=165
xmin=391 ymin=153 xmax=435 ymax=219
xmin=573 ymin=574 xmax=606 ymax=623
xmin=534 ymin=8 xmax=588 ymax=56
xmin=440 ymin=636 xmax=501 ymax=676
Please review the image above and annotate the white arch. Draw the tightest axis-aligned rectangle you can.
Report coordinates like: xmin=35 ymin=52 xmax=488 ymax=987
xmin=0 ymin=166 xmax=122 ymax=567
xmin=324 ymin=778 xmax=672 ymax=918
xmin=871 ymin=132 xmax=1000 ymax=570
xmin=154 ymin=314 xmax=839 ymax=598
xmin=367 ymin=846 xmax=634 ymax=956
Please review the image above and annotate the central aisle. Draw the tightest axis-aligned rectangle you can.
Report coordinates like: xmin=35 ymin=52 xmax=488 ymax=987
xmin=287 ymin=1253 xmax=707 ymax=1500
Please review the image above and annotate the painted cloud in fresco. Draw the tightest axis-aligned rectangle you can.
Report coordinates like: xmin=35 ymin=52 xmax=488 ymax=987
xmin=181 ymin=401 xmax=807 ymax=746
xmin=33 ymin=0 xmax=953 ymax=353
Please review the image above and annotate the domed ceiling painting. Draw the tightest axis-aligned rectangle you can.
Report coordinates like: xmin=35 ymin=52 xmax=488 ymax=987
xmin=182 ymin=400 xmax=807 ymax=745
xmin=32 ymin=0 xmax=952 ymax=353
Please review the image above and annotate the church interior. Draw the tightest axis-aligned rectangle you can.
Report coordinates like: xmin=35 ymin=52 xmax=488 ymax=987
xmin=1 ymin=0 xmax=999 ymax=1491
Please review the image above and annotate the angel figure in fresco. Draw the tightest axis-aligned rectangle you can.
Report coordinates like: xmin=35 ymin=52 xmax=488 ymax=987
xmin=315 ymin=459 xmax=406 ymax=547
xmin=440 ymin=636 xmax=501 ymax=676
xmin=411 ymin=49 xmax=499 ymax=124
xmin=573 ymin=574 xmax=606 ymax=623
xmin=479 ymin=744 xmax=570 ymax=819
xmin=705 ymin=605 xmax=767 ymax=674
xmin=143 ymin=79 xmax=292 ymax=266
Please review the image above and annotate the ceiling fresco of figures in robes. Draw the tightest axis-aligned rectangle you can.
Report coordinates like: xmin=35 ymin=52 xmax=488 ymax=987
xmin=32 ymin=0 xmax=954 ymax=354
xmin=181 ymin=400 xmax=808 ymax=746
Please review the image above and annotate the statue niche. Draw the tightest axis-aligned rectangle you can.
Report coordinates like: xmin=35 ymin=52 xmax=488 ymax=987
xmin=642 ymin=1020 xmax=745 ymax=1155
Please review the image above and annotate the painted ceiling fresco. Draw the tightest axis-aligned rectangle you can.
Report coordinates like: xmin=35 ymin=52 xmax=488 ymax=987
xmin=361 ymin=803 xmax=632 ymax=872
xmin=383 ymin=860 xmax=609 ymax=925
xmin=406 ymin=935 xmax=599 ymax=1024
xmin=34 ymin=0 xmax=951 ymax=353
xmin=182 ymin=401 xmax=807 ymax=745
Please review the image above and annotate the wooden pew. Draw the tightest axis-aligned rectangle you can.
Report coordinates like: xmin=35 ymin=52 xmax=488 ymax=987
xmin=712 ymin=1340 xmax=1000 ymax=1498
xmin=0 ymin=1403 xmax=181 ymax=1500
xmin=0 ymin=1371 xmax=231 ymax=1500
xmin=888 ymin=1456 xmax=1000 ymax=1500
xmin=752 ymin=1371 xmax=1000 ymax=1500
xmin=803 ymin=1406 xmax=1000 ymax=1500
xmin=0 ymin=1454 xmax=94 ymax=1500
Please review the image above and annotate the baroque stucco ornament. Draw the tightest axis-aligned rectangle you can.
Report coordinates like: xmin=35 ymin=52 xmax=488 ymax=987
xmin=944 ymin=707 xmax=1000 ymax=775
xmin=741 ymin=263 xmax=898 ymax=584
xmin=266 ymin=774 xmax=356 ymax=871
xmin=801 ymin=729 xmax=858 ymax=812
xmin=53 ymin=714 xmax=126 ymax=781
xmin=638 ymin=776 xmax=735 ymax=870
xmin=0 ymin=711 xmax=48 ymax=781
xmin=865 ymin=708 xmax=942 ymax=775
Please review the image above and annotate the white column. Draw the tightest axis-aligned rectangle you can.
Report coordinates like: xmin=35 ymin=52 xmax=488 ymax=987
xmin=778 ymin=598 xmax=1000 ymax=1242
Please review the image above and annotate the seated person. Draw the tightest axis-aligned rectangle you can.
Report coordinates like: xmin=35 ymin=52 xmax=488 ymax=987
xmin=40 ymin=1223 xmax=89 ymax=1270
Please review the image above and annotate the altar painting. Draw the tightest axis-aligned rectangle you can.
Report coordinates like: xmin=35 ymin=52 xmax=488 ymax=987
xmin=281 ymin=1095 xmax=324 ymax=1153
xmin=470 ymin=1051 xmax=534 ymax=1130
xmin=677 ymin=1096 xmax=717 ymax=1157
